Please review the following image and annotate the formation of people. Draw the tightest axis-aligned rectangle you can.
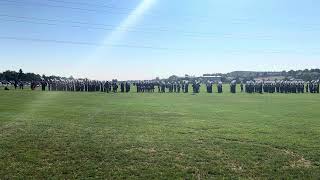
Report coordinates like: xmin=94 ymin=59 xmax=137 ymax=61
xmin=1 ymin=79 xmax=319 ymax=94
xmin=135 ymin=81 xmax=194 ymax=93
xmin=243 ymin=80 xmax=320 ymax=94
xmin=40 ymin=80 xmax=131 ymax=93
xmin=136 ymin=81 xmax=223 ymax=94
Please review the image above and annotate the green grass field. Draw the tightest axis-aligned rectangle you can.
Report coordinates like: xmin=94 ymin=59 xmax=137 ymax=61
xmin=1 ymin=87 xmax=320 ymax=179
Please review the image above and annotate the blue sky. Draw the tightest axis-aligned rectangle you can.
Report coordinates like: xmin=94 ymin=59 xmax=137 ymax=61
xmin=0 ymin=0 xmax=319 ymax=80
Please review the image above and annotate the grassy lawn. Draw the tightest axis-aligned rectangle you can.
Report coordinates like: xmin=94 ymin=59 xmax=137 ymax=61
xmin=0 ymin=88 xmax=320 ymax=179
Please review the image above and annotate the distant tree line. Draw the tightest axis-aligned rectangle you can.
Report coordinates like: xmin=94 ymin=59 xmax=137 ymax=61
xmin=0 ymin=69 xmax=319 ymax=83
xmin=0 ymin=69 xmax=40 ymax=82
xmin=0 ymin=69 xmax=69 ymax=82
xmin=285 ymin=69 xmax=320 ymax=81
xmin=221 ymin=69 xmax=320 ymax=82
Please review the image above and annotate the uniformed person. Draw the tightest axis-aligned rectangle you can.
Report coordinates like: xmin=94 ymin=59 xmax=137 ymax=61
xmin=41 ymin=80 xmax=47 ymax=91
xmin=113 ymin=83 xmax=118 ymax=93
xmin=184 ymin=82 xmax=189 ymax=93
xmin=217 ymin=81 xmax=223 ymax=93
xmin=206 ymin=81 xmax=213 ymax=93
xmin=177 ymin=82 xmax=181 ymax=93
xmin=230 ymin=80 xmax=236 ymax=93
xmin=125 ymin=82 xmax=131 ymax=93
xmin=19 ymin=81 xmax=24 ymax=90
xmin=120 ymin=82 xmax=125 ymax=93
xmin=14 ymin=80 xmax=18 ymax=90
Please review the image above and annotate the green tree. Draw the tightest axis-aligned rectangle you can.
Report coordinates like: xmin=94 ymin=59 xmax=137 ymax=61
xmin=18 ymin=69 xmax=24 ymax=81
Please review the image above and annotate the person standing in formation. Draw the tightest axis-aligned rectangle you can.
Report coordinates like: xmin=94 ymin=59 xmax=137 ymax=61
xmin=12 ymin=78 xmax=320 ymax=95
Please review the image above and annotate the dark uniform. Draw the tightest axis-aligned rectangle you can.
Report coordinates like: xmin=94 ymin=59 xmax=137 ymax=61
xmin=217 ymin=82 xmax=223 ymax=93
xmin=41 ymin=80 xmax=47 ymax=91
xmin=125 ymin=82 xmax=131 ymax=93
xmin=230 ymin=80 xmax=236 ymax=93
xmin=120 ymin=82 xmax=125 ymax=93
xmin=184 ymin=83 xmax=189 ymax=93
xmin=206 ymin=82 xmax=213 ymax=93
xmin=113 ymin=83 xmax=118 ymax=93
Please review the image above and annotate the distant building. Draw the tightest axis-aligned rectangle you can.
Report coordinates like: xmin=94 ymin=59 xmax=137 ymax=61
xmin=202 ymin=74 xmax=222 ymax=82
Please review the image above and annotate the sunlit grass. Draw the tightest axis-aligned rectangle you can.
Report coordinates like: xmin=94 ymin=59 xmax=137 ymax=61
xmin=0 ymin=88 xmax=320 ymax=179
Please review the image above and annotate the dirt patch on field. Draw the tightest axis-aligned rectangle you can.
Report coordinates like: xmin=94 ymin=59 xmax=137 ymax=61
xmin=212 ymin=136 xmax=315 ymax=169
xmin=291 ymin=157 xmax=312 ymax=168
xmin=230 ymin=161 xmax=243 ymax=173
xmin=283 ymin=150 xmax=313 ymax=168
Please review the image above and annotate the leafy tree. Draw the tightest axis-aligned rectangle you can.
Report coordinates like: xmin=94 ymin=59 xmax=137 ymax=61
xmin=2 ymin=71 xmax=17 ymax=81
xmin=18 ymin=69 xmax=24 ymax=80
xmin=168 ymin=75 xmax=179 ymax=82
